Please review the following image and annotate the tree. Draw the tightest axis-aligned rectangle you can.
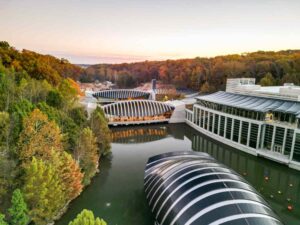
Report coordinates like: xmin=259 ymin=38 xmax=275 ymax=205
xmin=8 ymin=189 xmax=29 ymax=225
xmin=90 ymin=107 xmax=111 ymax=156
xmin=0 ymin=41 xmax=10 ymax=49
xmin=18 ymin=109 xmax=63 ymax=163
xmin=75 ymin=128 xmax=99 ymax=185
xmin=259 ymin=72 xmax=276 ymax=86
xmin=69 ymin=107 xmax=88 ymax=128
xmin=46 ymin=90 xmax=63 ymax=108
xmin=281 ymin=73 xmax=299 ymax=85
xmin=0 ymin=214 xmax=8 ymax=225
xmin=68 ymin=209 xmax=107 ymax=225
xmin=0 ymin=112 xmax=10 ymax=154
xmin=58 ymin=152 xmax=83 ymax=200
xmin=9 ymin=99 xmax=34 ymax=148
xmin=58 ymin=79 xmax=78 ymax=111
xmin=23 ymin=157 xmax=65 ymax=225
xmin=200 ymin=81 xmax=212 ymax=93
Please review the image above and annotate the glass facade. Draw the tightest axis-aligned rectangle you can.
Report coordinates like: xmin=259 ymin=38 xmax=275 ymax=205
xmin=186 ymin=102 xmax=300 ymax=166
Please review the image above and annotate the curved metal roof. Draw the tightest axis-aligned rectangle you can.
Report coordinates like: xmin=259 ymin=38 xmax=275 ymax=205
xmin=197 ymin=91 xmax=300 ymax=117
xmin=93 ymin=89 xmax=150 ymax=99
xmin=144 ymin=151 xmax=283 ymax=225
xmin=102 ymin=100 xmax=174 ymax=117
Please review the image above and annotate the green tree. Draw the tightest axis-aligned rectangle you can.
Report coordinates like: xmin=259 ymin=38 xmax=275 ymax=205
xmin=0 ymin=213 xmax=8 ymax=225
xmin=0 ymin=112 xmax=10 ymax=154
xmin=23 ymin=157 xmax=65 ymax=225
xmin=281 ymin=73 xmax=299 ymax=85
xmin=46 ymin=90 xmax=63 ymax=109
xmin=259 ymin=72 xmax=276 ymax=86
xmin=58 ymin=79 xmax=78 ymax=111
xmin=90 ymin=107 xmax=111 ymax=156
xmin=9 ymin=99 xmax=34 ymax=148
xmin=8 ymin=189 xmax=29 ymax=225
xmin=68 ymin=209 xmax=107 ymax=225
xmin=0 ymin=41 xmax=10 ymax=49
xmin=75 ymin=128 xmax=99 ymax=185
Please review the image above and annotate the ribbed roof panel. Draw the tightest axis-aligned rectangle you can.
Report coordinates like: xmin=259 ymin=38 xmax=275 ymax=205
xmin=144 ymin=151 xmax=283 ymax=225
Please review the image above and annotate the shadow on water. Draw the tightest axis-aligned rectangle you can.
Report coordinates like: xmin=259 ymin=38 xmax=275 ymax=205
xmin=57 ymin=123 xmax=300 ymax=225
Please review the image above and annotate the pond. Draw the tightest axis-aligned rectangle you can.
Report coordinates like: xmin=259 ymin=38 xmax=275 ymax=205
xmin=56 ymin=123 xmax=300 ymax=225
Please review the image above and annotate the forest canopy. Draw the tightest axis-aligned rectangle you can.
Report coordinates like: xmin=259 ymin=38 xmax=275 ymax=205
xmin=84 ymin=50 xmax=300 ymax=92
xmin=0 ymin=41 xmax=111 ymax=225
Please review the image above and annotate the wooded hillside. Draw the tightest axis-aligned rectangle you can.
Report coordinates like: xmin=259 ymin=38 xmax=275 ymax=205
xmin=85 ymin=50 xmax=300 ymax=92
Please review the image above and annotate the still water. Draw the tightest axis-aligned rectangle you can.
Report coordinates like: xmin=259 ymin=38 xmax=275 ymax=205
xmin=57 ymin=124 xmax=300 ymax=225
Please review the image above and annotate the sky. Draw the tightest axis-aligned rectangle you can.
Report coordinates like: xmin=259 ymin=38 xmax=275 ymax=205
xmin=0 ymin=0 xmax=300 ymax=64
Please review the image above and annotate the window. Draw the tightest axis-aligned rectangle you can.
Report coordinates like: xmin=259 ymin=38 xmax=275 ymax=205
xmin=263 ymin=125 xmax=274 ymax=150
xmin=292 ymin=133 xmax=300 ymax=162
xmin=226 ymin=118 xmax=232 ymax=139
xmin=284 ymin=129 xmax=294 ymax=155
xmin=241 ymin=121 xmax=249 ymax=145
xmin=233 ymin=120 xmax=240 ymax=142
xmin=249 ymin=124 xmax=259 ymax=149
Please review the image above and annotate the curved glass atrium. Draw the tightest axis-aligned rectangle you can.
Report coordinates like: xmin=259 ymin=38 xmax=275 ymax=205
xmin=144 ymin=151 xmax=283 ymax=225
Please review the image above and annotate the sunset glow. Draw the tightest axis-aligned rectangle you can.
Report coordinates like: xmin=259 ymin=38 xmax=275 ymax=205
xmin=1 ymin=0 xmax=300 ymax=63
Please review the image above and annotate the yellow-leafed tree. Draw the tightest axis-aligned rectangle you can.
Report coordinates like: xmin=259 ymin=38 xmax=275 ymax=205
xmin=23 ymin=157 xmax=65 ymax=225
xmin=18 ymin=109 xmax=63 ymax=163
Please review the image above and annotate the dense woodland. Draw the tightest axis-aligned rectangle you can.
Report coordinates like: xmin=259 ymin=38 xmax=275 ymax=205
xmin=84 ymin=50 xmax=300 ymax=92
xmin=1 ymin=41 xmax=300 ymax=225
xmin=0 ymin=42 xmax=110 ymax=225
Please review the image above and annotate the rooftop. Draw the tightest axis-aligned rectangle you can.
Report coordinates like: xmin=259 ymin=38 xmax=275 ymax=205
xmin=226 ymin=78 xmax=300 ymax=101
xmin=197 ymin=91 xmax=300 ymax=117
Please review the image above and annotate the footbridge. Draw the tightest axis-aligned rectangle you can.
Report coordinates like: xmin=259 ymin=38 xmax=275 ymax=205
xmin=102 ymin=100 xmax=185 ymax=126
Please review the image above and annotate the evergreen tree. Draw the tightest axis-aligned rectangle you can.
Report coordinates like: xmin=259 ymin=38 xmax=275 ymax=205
xmin=259 ymin=72 xmax=276 ymax=86
xmin=68 ymin=209 xmax=107 ymax=225
xmin=90 ymin=107 xmax=111 ymax=156
xmin=8 ymin=189 xmax=29 ymax=225
xmin=23 ymin=157 xmax=65 ymax=225
xmin=0 ymin=213 xmax=8 ymax=225
xmin=75 ymin=128 xmax=99 ymax=185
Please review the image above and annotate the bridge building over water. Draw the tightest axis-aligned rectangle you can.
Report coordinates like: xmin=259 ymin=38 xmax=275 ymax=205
xmin=144 ymin=151 xmax=283 ymax=225
xmin=186 ymin=78 xmax=300 ymax=171
xmin=92 ymin=89 xmax=151 ymax=102
xmin=102 ymin=100 xmax=177 ymax=125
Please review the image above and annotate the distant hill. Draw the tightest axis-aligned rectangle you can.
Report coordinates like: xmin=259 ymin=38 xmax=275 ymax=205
xmin=0 ymin=41 xmax=84 ymax=85
xmin=83 ymin=50 xmax=300 ymax=92
xmin=76 ymin=64 xmax=93 ymax=69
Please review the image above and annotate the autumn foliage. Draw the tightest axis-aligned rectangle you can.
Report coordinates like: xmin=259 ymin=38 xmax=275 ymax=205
xmin=18 ymin=109 xmax=63 ymax=163
xmin=0 ymin=43 xmax=111 ymax=225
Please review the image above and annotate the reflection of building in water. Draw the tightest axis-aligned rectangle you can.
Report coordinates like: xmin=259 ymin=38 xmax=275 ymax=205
xmin=190 ymin=133 xmax=300 ymax=222
xmin=186 ymin=78 xmax=300 ymax=171
xmin=111 ymin=127 xmax=168 ymax=144
xmin=111 ymin=124 xmax=186 ymax=144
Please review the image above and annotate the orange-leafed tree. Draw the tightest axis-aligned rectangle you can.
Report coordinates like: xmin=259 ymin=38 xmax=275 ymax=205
xmin=59 ymin=152 xmax=83 ymax=200
xmin=18 ymin=109 xmax=63 ymax=163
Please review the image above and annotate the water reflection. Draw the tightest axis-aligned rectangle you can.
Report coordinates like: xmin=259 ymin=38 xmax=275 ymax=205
xmin=189 ymin=131 xmax=300 ymax=224
xmin=57 ymin=124 xmax=300 ymax=225
xmin=110 ymin=124 xmax=185 ymax=144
